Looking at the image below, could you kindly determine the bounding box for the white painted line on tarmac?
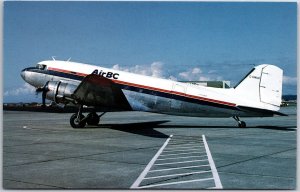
[144,170,211,180]
[165,144,203,149]
[149,164,210,173]
[202,135,223,189]
[154,159,207,166]
[157,154,207,161]
[164,145,204,150]
[131,135,222,189]
[159,151,206,157]
[130,135,173,189]
[168,142,201,145]
[137,178,214,189]
[22,126,32,129]
[162,148,205,153]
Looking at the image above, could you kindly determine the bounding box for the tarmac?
[2,106,297,189]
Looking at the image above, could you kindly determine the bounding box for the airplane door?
[170,83,186,109]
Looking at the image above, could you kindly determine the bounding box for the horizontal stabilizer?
[237,106,288,116]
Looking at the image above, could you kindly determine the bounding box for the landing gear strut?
[70,105,86,128]
[233,116,246,128]
[70,105,102,128]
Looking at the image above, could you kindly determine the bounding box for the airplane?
[20,59,287,128]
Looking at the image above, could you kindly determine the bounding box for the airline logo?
[92,69,119,79]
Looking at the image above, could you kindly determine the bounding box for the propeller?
[36,82,49,108]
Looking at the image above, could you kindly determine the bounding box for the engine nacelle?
[45,81,77,104]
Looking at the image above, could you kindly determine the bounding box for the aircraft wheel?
[70,114,86,128]
[238,121,246,128]
[86,112,100,126]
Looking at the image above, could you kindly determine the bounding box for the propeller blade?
[35,82,49,108]
[42,91,46,108]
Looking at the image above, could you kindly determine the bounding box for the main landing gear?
[70,105,103,128]
[233,116,246,128]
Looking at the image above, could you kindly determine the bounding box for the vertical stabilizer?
[235,64,283,108]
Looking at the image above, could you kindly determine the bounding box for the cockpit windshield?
[36,64,47,70]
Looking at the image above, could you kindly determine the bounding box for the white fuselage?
[21,60,282,117]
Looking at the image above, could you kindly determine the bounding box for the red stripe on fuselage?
[47,67,236,107]
[113,79,236,107]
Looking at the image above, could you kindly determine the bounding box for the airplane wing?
[71,74,132,110]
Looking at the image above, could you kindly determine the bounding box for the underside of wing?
[72,74,132,110]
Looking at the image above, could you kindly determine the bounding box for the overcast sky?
[3,1,297,103]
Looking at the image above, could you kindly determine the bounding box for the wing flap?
[72,74,131,110]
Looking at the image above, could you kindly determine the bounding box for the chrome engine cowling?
[45,81,77,104]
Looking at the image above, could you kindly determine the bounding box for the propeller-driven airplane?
[21,59,286,128]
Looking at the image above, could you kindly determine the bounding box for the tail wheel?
[86,112,100,126]
[238,121,246,128]
[70,114,86,128]
[233,116,247,128]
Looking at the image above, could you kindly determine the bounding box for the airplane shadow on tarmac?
[252,125,296,131]
[95,120,170,138]
[86,121,296,138]
[154,124,296,131]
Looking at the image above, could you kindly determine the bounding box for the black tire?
[70,114,86,128]
[238,121,246,128]
[86,112,100,125]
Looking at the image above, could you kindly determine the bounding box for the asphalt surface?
[2,106,297,189]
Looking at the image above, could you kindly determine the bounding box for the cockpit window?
[36,64,47,70]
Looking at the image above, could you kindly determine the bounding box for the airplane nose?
[20,69,26,80]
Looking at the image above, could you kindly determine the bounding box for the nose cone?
[20,69,26,81]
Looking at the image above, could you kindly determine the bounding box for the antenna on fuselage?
[67,57,71,61]
[52,56,56,61]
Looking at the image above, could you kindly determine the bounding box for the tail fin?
[234,64,283,108]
